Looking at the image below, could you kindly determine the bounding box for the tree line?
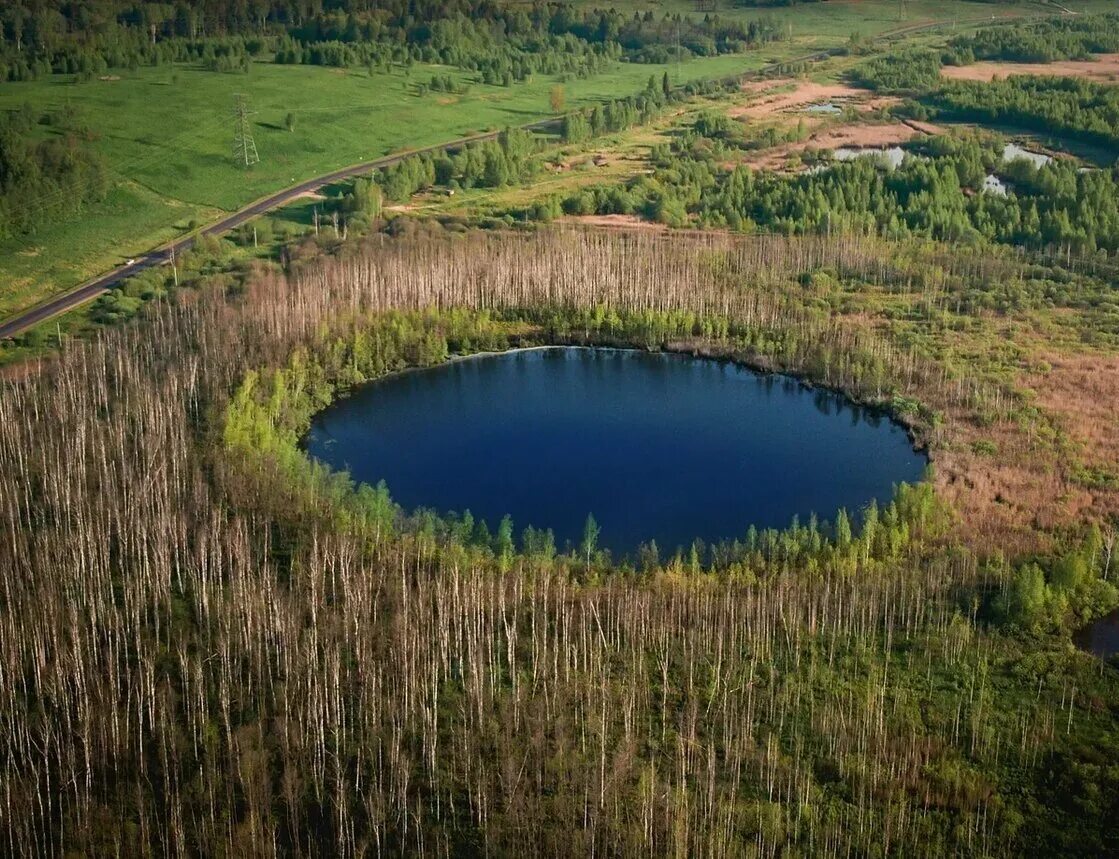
[558,111,1119,255]
[1,0,785,83]
[944,12,1119,65]
[375,127,539,201]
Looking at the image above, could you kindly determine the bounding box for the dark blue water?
[305,348,926,556]
[1075,608,1119,660]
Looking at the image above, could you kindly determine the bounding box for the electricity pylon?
[231,93,260,168]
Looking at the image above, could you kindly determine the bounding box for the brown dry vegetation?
[940,53,1119,83]
[1027,352,1119,514]
[726,121,939,172]
[730,79,899,121]
[565,213,668,231]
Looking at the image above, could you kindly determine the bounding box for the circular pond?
[305,347,926,556]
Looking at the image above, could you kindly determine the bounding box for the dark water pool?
[305,347,926,556]
[1074,608,1119,660]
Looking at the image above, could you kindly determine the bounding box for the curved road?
[0,13,1035,340]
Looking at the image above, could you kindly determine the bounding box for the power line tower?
[231,93,260,168]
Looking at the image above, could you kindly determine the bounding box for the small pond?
[1003,142,1052,168]
[804,102,843,115]
[305,348,927,557]
[1074,608,1119,660]
[833,146,907,170]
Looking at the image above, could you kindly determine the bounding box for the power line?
[231,92,259,168]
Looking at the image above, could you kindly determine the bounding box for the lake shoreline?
[328,340,932,459]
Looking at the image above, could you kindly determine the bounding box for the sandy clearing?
[729,79,898,120]
[288,189,328,203]
[941,53,1119,83]
[726,120,939,172]
[738,78,784,95]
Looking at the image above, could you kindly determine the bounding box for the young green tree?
[580,513,600,570]
[496,515,515,571]
[549,84,566,114]
[835,509,853,549]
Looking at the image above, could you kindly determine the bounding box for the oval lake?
[305,347,927,557]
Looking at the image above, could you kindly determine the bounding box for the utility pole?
[675,20,681,84]
[231,93,260,168]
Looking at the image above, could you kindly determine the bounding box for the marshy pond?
[305,348,927,556]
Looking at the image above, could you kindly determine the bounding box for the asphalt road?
[0,123,558,339]
[0,15,1021,340]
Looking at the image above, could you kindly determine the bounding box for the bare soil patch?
[727,120,939,172]
[941,54,1119,84]
[729,79,898,120]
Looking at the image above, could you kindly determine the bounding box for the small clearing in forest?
[940,54,1119,83]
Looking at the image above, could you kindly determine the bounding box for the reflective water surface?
[306,348,927,556]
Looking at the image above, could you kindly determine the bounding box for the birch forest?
[1,231,1117,856]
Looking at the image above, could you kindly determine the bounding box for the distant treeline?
[560,118,1119,254]
[853,13,1119,93]
[273,29,618,85]
[0,106,108,238]
[0,1,784,83]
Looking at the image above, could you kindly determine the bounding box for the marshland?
[2,4,1119,857]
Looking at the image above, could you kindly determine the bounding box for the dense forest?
[934,76,1119,151]
[2,231,1117,855]
[855,13,1119,92]
[0,0,783,81]
[557,119,1119,254]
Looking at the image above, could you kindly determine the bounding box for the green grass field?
[1,0,1112,320]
